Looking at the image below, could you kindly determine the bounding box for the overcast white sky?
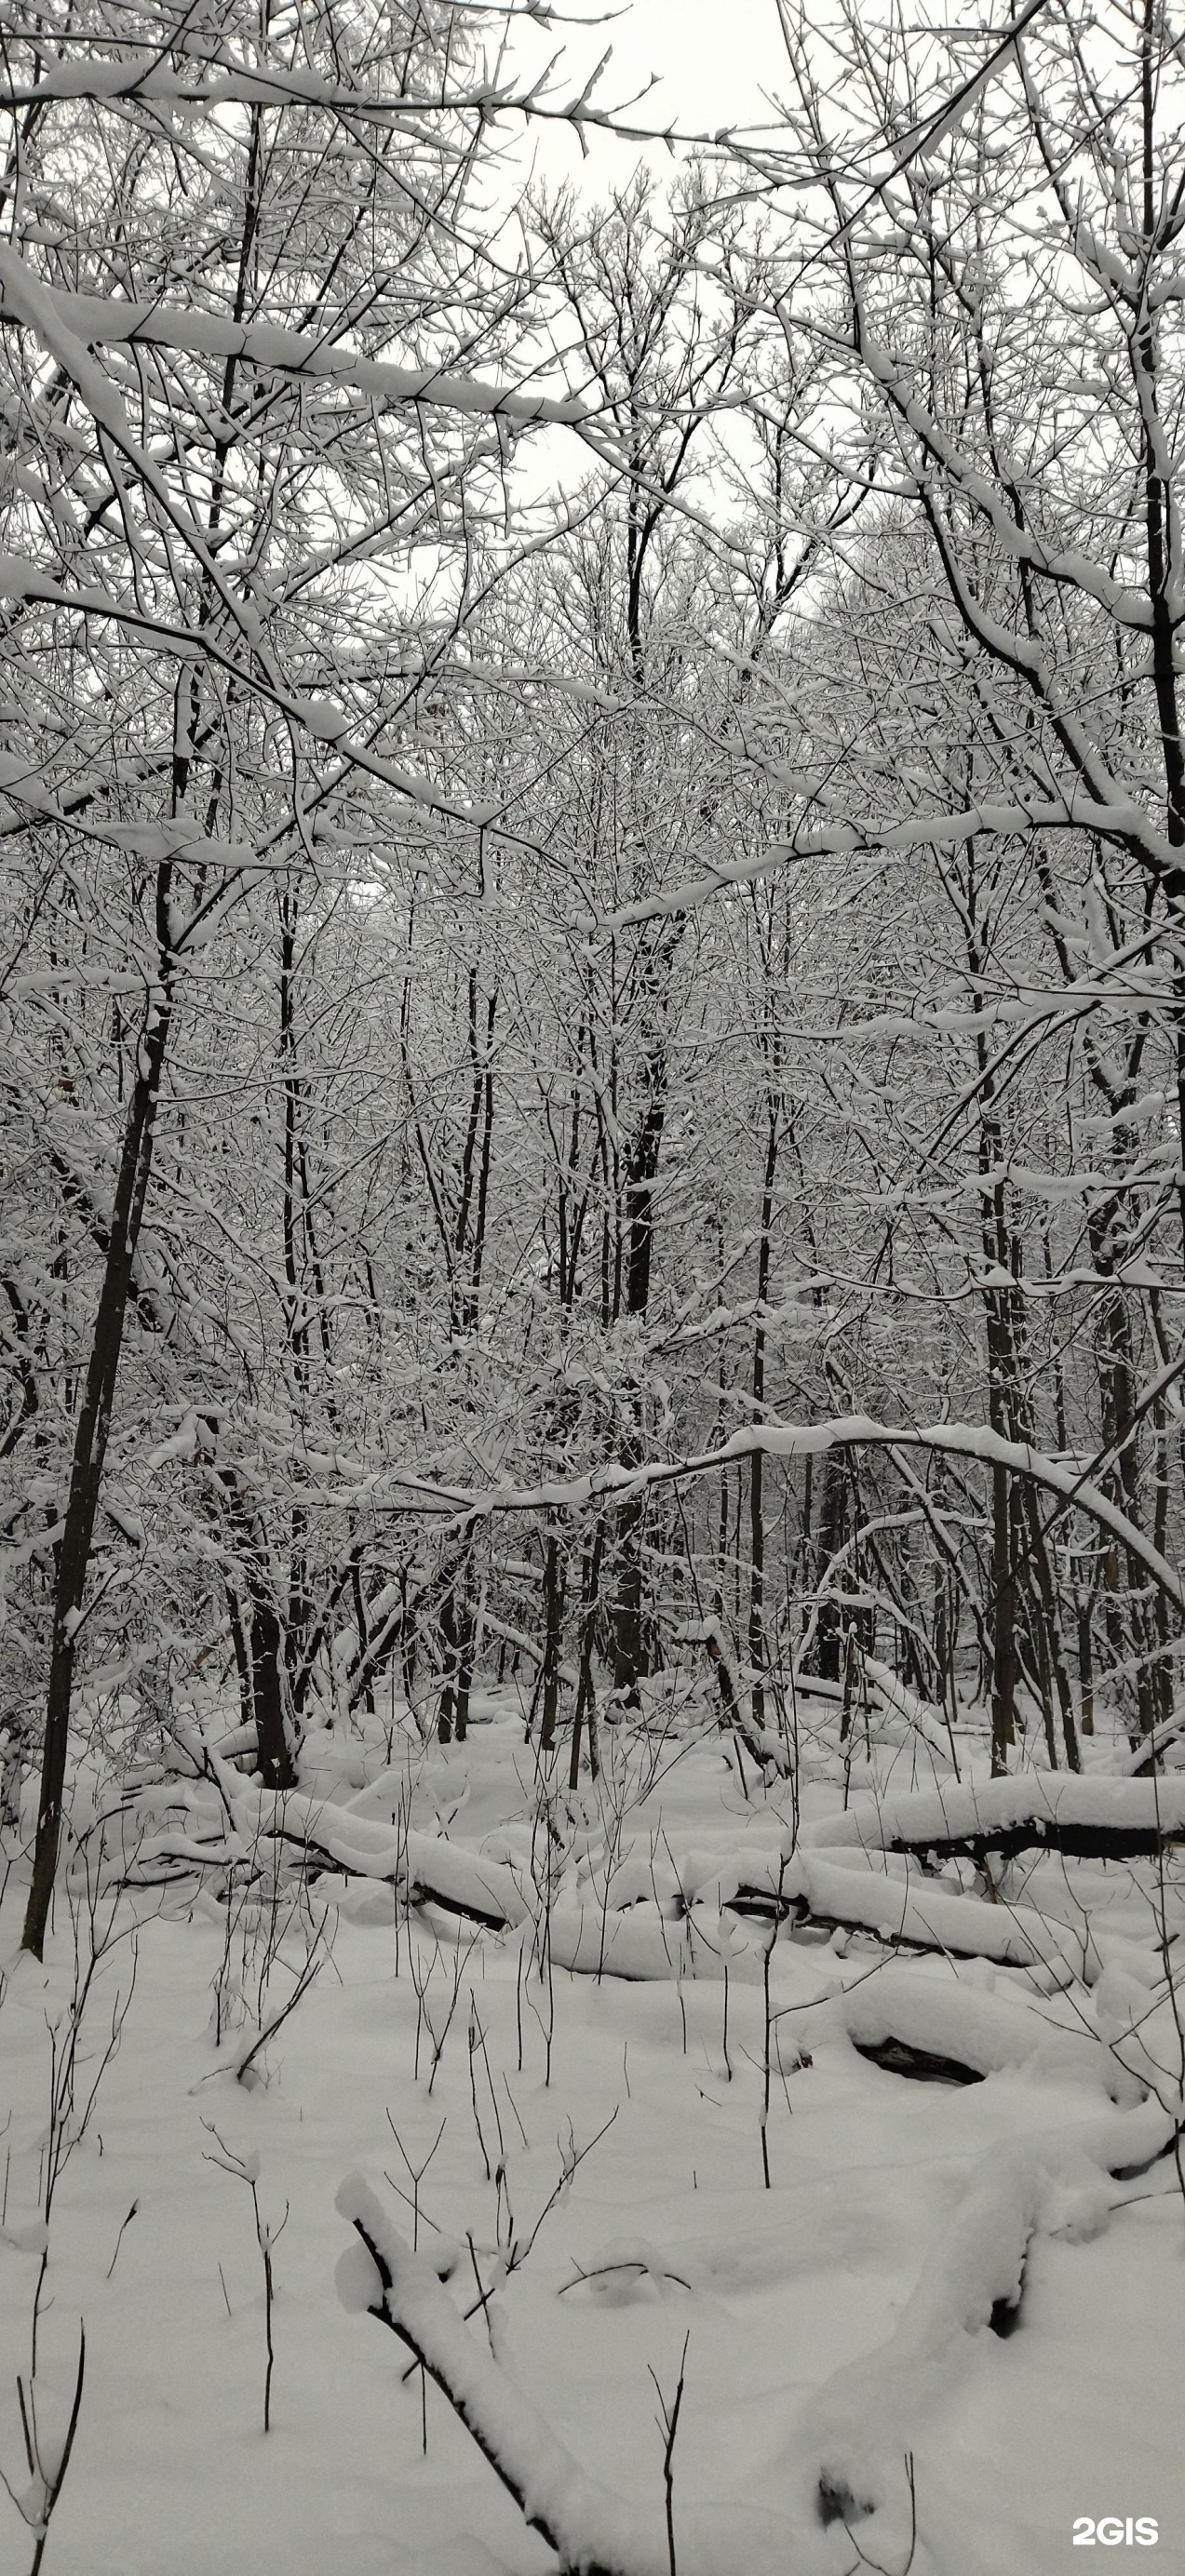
[570,0,788,130]
[506,0,792,192]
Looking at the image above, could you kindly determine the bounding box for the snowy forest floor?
[2,1688,1184,2576]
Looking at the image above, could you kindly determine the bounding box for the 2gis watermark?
[1072,2521,1159,2547]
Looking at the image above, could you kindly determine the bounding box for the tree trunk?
[1021,1483,1080,1772]
[990,1463,1017,1778]
[247,1591,293,1792]
[437,1585,458,1746]
[813,1460,848,1683]
[1077,1582,1096,1737]
[23,885,175,1957]
[538,1531,564,1755]
[569,1524,604,1788]
[610,1469,647,1708]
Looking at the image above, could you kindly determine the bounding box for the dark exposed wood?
[882,1819,1185,1865]
[851,2035,983,2086]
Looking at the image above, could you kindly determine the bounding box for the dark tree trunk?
[1077,1582,1096,1737]
[747,1087,780,1735]
[23,878,176,1957]
[228,1587,252,1728]
[248,1592,293,1792]
[569,1523,604,1788]
[350,1553,376,1716]
[437,1586,459,1746]
[990,1463,1017,1777]
[813,1461,848,1683]
[1021,1483,1080,1771]
[538,1532,564,1755]
[209,1452,297,1793]
[610,1476,647,1707]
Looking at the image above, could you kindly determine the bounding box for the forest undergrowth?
[1,1669,1182,2576]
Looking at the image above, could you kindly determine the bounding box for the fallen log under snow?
[827,1962,1144,2102]
[786,2092,1179,2564]
[336,2172,793,2576]
[725,1845,1099,1977]
[336,2078,1181,2576]
[799,1772,1185,1866]
[110,1733,1176,1993]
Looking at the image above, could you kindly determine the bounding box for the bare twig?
[649,2333,691,2576]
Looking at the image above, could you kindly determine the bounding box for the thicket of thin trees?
[5,0,1185,1951]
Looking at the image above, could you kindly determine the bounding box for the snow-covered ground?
[2,1689,1183,2576]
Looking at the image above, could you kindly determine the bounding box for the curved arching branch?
[360,1413,1185,1618]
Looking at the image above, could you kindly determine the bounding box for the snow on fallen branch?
[799,1772,1185,1865]
[669,1827,1102,1976]
[765,1849,1094,1978]
[826,1962,1144,2101]
[133,1731,533,1930]
[338,2085,1181,2575]
[121,1729,1178,1996]
[1112,1711,1185,1777]
[859,1654,951,1755]
[334,2173,801,2576]
[114,1735,1115,1983]
[529,1900,761,1985]
[787,2092,1179,2563]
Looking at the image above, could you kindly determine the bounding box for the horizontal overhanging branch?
[321,1415,1185,1617]
[0,60,685,154]
[0,63,553,114]
[0,266,587,423]
[575,803,1175,933]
